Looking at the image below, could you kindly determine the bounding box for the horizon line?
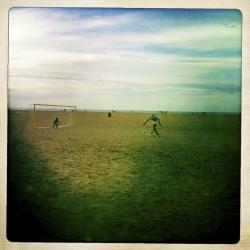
[8,107,241,114]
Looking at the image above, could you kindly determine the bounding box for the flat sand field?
[7,111,241,243]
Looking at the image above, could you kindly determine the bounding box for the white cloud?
[8,8,242,112]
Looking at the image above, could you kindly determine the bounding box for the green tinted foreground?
[7,111,240,243]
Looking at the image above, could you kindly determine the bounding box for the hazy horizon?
[8,107,240,114]
[8,8,242,112]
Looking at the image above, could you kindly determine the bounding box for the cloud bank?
[8,8,242,112]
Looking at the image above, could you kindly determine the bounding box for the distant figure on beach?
[143,114,162,137]
[108,112,112,117]
[53,117,60,129]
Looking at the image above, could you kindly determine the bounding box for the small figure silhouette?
[53,117,60,129]
[143,114,162,137]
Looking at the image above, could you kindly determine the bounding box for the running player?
[143,114,162,137]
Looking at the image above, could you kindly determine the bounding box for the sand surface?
[7,111,241,243]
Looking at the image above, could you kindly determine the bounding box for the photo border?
[1,0,250,249]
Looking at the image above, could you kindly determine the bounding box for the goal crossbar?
[33,104,76,109]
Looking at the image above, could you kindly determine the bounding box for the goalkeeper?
[53,117,60,129]
[143,114,162,137]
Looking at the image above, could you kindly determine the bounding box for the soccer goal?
[31,104,77,129]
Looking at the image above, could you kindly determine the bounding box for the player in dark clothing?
[143,114,162,137]
[53,117,60,129]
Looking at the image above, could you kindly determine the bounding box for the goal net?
[31,104,77,129]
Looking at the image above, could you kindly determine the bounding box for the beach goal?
[31,104,77,129]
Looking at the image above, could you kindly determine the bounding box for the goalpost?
[31,104,77,129]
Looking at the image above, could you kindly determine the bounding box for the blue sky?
[8,8,242,112]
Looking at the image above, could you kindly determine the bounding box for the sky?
[8,8,242,112]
